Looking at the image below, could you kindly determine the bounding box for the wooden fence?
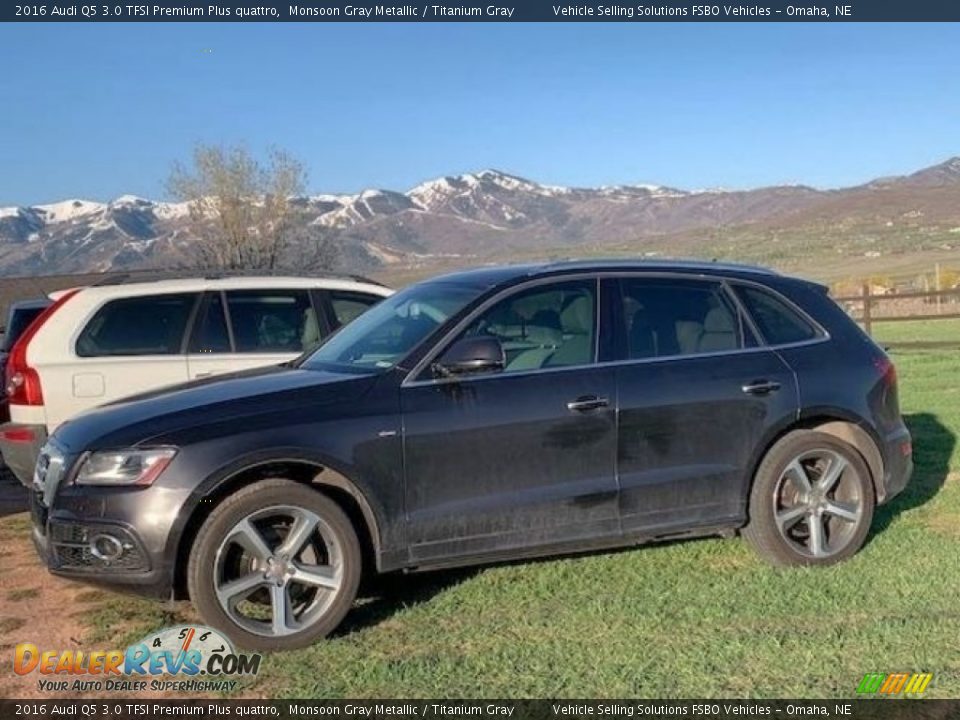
[834,283,960,349]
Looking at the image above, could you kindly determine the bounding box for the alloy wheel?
[772,448,866,559]
[213,505,344,637]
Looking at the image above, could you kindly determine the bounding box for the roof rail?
[89,268,387,287]
[538,257,777,276]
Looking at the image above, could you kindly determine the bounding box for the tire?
[187,478,362,651]
[742,430,875,567]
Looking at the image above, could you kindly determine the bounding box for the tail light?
[874,356,897,388]
[5,288,80,406]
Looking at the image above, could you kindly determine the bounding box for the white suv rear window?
[76,293,196,357]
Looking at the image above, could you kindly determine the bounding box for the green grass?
[82,594,197,648]
[54,346,960,697]
[872,317,960,346]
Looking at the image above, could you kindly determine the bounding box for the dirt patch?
[0,512,109,697]
[0,469,217,700]
[0,617,26,634]
[703,553,754,572]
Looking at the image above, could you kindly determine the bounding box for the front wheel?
[187,478,362,651]
[743,430,875,567]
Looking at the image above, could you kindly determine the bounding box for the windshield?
[301,281,481,372]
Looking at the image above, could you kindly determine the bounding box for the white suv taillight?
[4,288,80,406]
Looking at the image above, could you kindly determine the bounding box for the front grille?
[49,522,89,543]
[53,544,149,572]
[48,521,150,573]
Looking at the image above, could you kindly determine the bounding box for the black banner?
[0,700,954,720]
[6,0,960,23]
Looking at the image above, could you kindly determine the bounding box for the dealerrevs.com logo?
[14,625,261,693]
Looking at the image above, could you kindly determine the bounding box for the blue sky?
[1,23,958,205]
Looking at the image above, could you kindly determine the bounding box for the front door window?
[455,279,597,373]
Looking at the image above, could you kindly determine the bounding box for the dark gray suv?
[29,260,912,650]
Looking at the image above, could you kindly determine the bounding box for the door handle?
[194,371,214,379]
[567,395,610,412]
[742,380,781,396]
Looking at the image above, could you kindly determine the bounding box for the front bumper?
[30,481,188,600]
[0,422,47,486]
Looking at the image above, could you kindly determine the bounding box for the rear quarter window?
[328,291,384,329]
[735,284,819,345]
[76,293,196,357]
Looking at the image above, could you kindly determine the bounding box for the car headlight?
[74,448,177,486]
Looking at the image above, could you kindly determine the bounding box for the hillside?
[2,159,960,280]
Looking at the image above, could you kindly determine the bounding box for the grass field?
[871,317,960,346]
[2,346,957,699]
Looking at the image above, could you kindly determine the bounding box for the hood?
[52,364,378,453]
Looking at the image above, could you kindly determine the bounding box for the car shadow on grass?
[333,568,480,637]
[868,411,955,541]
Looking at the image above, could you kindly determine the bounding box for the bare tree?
[289,222,341,273]
[168,144,339,271]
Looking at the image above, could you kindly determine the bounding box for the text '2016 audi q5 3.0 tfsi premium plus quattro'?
[29,260,912,650]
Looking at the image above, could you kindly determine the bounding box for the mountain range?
[2,158,960,278]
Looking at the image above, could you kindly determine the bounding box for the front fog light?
[89,533,126,562]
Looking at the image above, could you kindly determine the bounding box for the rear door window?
[735,285,818,345]
[225,290,318,353]
[76,293,197,357]
[618,278,749,360]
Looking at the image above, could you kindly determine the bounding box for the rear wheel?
[187,478,362,651]
[743,430,875,567]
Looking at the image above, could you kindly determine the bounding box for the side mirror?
[433,336,505,377]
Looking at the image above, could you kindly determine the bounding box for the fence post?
[862,283,873,336]
[936,262,942,315]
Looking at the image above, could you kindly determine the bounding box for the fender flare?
[167,447,386,580]
[745,407,887,508]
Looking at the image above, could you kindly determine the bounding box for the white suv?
[0,274,391,484]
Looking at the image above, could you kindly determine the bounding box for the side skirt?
[402,518,743,574]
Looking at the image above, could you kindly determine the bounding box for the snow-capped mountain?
[2,160,960,277]
[309,189,420,228]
